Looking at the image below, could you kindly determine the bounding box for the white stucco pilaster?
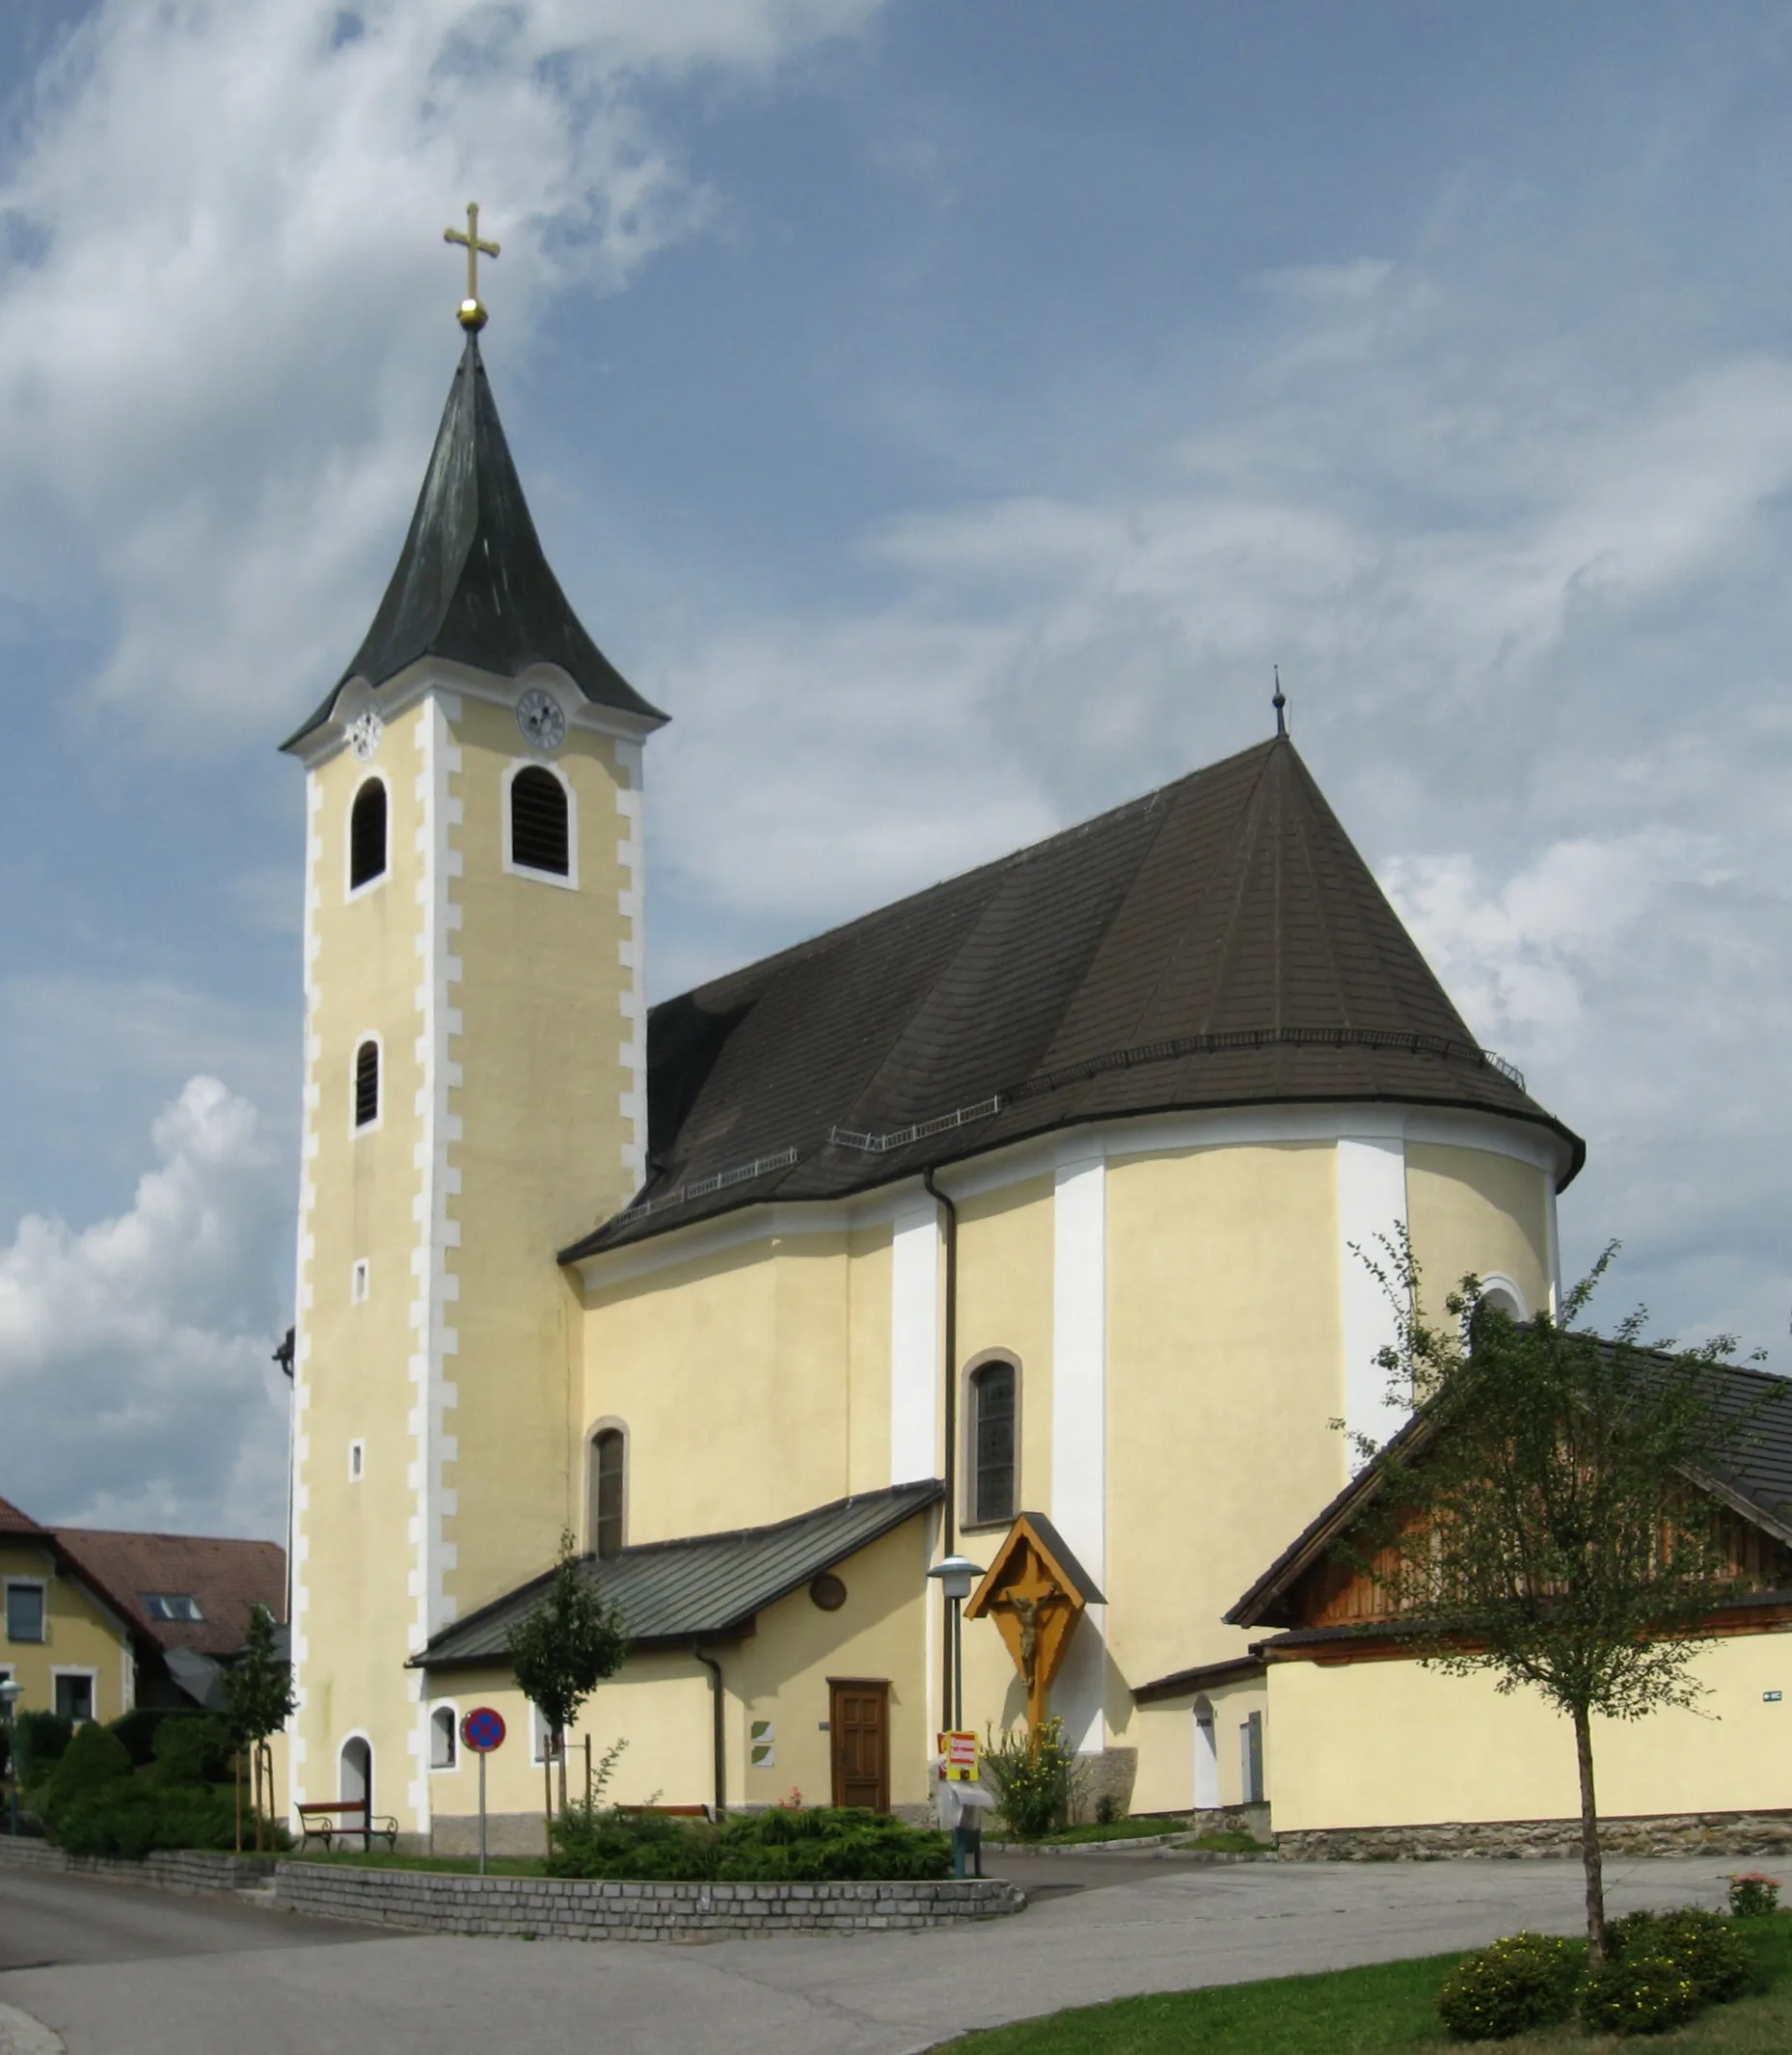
[889,1192,940,1485]
[1337,1128,1410,1464]
[1051,1149,1107,1754]
[615,739,647,1191]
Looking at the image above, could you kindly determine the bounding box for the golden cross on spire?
[444,202,501,333]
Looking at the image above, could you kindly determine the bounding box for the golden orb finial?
[445,203,500,331]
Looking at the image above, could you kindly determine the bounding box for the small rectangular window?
[5,1583,45,1644]
[351,1258,369,1305]
[55,1673,94,1723]
[349,1440,366,1482]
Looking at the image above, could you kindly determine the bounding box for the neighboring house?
[0,1494,285,1724]
[1216,1359,1792,1852]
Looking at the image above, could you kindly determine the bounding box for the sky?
[3,1,1792,1538]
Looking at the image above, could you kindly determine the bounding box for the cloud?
[0,0,883,746]
[0,1076,293,1536]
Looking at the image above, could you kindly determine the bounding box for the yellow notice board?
[940,1730,980,1782]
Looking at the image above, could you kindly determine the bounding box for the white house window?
[54,1671,95,1723]
[430,1706,458,1770]
[5,1582,45,1644]
[140,1594,204,1623]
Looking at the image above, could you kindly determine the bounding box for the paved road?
[0,1852,1743,2055]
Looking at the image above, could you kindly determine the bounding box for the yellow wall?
[0,1539,133,1725]
[1268,1636,1792,1828]
[1406,1143,1552,1320]
[955,1176,1055,1543]
[1129,1676,1269,1816]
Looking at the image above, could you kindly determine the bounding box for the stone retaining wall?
[0,1838,274,1894]
[272,1862,1025,1938]
[1277,1810,1792,1861]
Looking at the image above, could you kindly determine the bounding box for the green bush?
[1437,1931,1581,2041]
[981,1717,1081,1838]
[12,1710,72,1788]
[109,1707,180,1768]
[1609,1906,1752,2006]
[1727,1872,1781,1918]
[548,1804,951,1882]
[54,1783,240,1859]
[1579,1954,1704,2037]
[41,1721,132,1828]
[150,1714,234,1786]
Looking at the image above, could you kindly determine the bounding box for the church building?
[283,293,1598,1851]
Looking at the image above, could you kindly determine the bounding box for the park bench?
[295,1799,399,1852]
[617,1803,710,1819]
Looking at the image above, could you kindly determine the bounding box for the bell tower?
[281,253,666,1835]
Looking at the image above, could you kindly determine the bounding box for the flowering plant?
[1726,1872,1780,1917]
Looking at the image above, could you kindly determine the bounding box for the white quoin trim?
[889,1193,940,1486]
[288,772,325,1798]
[615,740,647,1189]
[1338,1130,1411,1466]
[1051,1149,1108,1754]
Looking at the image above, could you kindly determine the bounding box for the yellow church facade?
[283,315,1792,1856]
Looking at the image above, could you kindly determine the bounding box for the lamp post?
[0,1679,19,1838]
[927,1555,985,1879]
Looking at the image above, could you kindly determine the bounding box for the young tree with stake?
[1352,1236,1780,1960]
[506,1529,628,1822]
[224,1602,297,1852]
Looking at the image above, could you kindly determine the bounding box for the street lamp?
[926,1555,985,1732]
[0,1679,20,1838]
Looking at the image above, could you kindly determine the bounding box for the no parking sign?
[458,1705,506,1872]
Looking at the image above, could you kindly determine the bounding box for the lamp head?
[927,1554,986,1604]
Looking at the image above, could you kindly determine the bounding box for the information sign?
[461,1707,506,1753]
[941,1729,980,1782]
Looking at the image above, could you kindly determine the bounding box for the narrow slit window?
[510,767,570,877]
[590,1429,625,1560]
[349,779,388,890]
[354,1041,379,1128]
[968,1361,1018,1527]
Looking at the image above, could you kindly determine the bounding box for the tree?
[223,1602,297,1852]
[506,1529,628,1819]
[1353,1236,1781,1960]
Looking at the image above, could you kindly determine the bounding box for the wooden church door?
[828,1679,890,1811]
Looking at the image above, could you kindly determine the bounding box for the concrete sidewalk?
[0,1852,1742,2055]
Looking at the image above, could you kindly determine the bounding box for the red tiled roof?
[0,1496,47,1535]
[48,1529,286,1659]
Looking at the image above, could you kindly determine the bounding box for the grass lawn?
[287,1849,546,1877]
[942,1914,1792,2053]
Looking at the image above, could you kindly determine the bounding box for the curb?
[0,2003,64,2055]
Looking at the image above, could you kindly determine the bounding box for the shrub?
[1608,1906,1751,2006]
[1094,1793,1121,1826]
[12,1711,72,1789]
[982,1717,1082,1838]
[548,1804,951,1882]
[1438,1931,1581,2041]
[1728,1872,1781,1918]
[151,1714,234,1787]
[109,1707,187,1768]
[41,1721,132,1829]
[1579,1955,1704,2037]
[55,1783,238,1859]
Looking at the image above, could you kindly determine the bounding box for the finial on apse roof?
[444,202,501,333]
[1272,666,1288,739]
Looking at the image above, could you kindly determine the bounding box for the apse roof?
[282,336,665,753]
[412,1478,942,1668]
[563,734,1583,1260]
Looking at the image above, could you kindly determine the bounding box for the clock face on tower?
[515,688,566,754]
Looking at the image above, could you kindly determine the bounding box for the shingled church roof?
[283,336,665,753]
[564,734,1583,1260]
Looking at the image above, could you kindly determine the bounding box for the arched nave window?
[966,1359,1018,1528]
[353,1040,380,1129]
[510,765,571,878]
[589,1427,626,1561]
[349,777,388,891]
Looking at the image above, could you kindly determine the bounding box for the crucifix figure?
[444,203,501,332]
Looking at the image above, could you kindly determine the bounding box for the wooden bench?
[295,1799,399,1852]
[617,1803,710,1817]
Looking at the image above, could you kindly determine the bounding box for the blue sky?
[4,1,1792,1535]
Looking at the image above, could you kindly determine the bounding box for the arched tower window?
[510,766,570,877]
[349,778,388,890]
[966,1360,1018,1527]
[589,1427,625,1560]
[353,1040,380,1129]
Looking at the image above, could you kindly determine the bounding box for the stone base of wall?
[1072,1747,1139,1824]
[1277,1810,1792,1862]
[430,1811,549,1859]
[0,1838,275,1895]
[1193,1803,1273,1842]
[272,1862,1025,1938]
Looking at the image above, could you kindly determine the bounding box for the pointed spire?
[284,337,665,752]
[1272,665,1288,739]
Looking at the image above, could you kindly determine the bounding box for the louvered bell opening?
[511,767,569,876]
[354,1041,380,1128]
[349,779,387,889]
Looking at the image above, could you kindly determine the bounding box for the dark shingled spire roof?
[563,735,1584,1259]
[283,335,665,751]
